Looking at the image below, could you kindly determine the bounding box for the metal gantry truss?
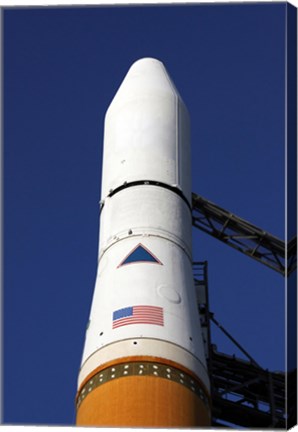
[194,261,296,429]
[191,193,296,427]
[192,193,297,276]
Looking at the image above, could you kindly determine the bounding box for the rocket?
[75,58,211,427]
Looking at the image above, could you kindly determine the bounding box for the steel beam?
[192,193,296,276]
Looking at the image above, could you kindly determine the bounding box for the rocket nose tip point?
[133,56,163,65]
[130,57,165,71]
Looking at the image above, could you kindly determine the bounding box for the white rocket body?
[76,58,210,427]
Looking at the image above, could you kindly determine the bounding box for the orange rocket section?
[76,356,211,427]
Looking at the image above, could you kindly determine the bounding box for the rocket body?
[76,58,211,427]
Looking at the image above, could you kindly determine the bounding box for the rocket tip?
[105,57,186,118]
[131,57,163,66]
[128,57,165,74]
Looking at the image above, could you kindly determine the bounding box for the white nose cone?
[101,57,191,202]
[107,57,181,107]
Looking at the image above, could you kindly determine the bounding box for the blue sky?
[3,3,288,425]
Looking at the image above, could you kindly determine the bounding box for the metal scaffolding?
[191,194,297,427]
[192,193,296,276]
[194,261,296,429]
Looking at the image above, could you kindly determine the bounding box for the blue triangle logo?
[118,244,163,267]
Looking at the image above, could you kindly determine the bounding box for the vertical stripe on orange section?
[76,375,210,427]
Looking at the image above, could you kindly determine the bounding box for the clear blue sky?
[4,3,287,425]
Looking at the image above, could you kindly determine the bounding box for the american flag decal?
[112,305,164,329]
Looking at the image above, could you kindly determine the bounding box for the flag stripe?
[113,320,164,328]
[113,316,163,321]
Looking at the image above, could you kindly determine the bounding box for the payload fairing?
[76,58,211,427]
